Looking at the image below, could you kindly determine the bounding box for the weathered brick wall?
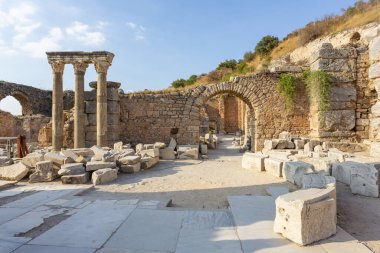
[120,92,200,145]
[224,95,240,133]
[355,46,377,141]
[204,97,221,132]
[0,110,50,142]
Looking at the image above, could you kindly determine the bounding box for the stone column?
[50,61,65,151]
[94,60,110,147]
[73,62,88,148]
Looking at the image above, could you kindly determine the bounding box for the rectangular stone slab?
[103,209,183,252]
[264,157,285,177]
[29,200,136,248]
[242,152,268,172]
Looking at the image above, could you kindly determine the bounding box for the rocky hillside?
[168,0,380,90]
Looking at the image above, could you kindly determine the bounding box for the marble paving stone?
[0,206,69,243]
[0,239,22,253]
[318,227,373,253]
[227,196,275,229]
[45,198,91,208]
[137,200,160,209]
[181,211,234,230]
[29,200,136,248]
[265,187,289,199]
[96,248,170,253]
[0,207,29,225]
[3,186,86,209]
[175,228,242,253]
[0,185,38,198]
[103,209,183,252]
[12,245,96,253]
[115,199,139,205]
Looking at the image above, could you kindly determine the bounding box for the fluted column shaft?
[95,61,110,147]
[51,62,65,151]
[73,62,88,148]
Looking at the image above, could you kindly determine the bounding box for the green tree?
[186,75,197,86]
[217,59,238,70]
[254,35,279,56]
[243,51,255,62]
[171,79,187,88]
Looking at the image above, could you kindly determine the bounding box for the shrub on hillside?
[254,35,279,56]
[171,79,187,88]
[243,51,255,62]
[217,59,238,70]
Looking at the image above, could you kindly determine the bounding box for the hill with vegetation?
[168,0,380,90]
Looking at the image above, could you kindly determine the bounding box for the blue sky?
[0,0,357,114]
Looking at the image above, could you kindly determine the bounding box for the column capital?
[94,60,110,73]
[50,61,65,74]
[73,61,89,74]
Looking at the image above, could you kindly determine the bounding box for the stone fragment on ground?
[177,145,199,159]
[138,148,159,158]
[159,148,176,160]
[283,161,315,187]
[92,168,118,185]
[331,161,360,185]
[154,142,166,149]
[141,156,159,170]
[264,157,285,177]
[328,148,349,162]
[274,187,337,245]
[350,163,380,197]
[44,152,73,166]
[86,161,117,171]
[120,163,141,173]
[0,162,29,181]
[21,152,44,168]
[200,144,208,155]
[58,163,86,176]
[118,155,141,165]
[61,173,90,184]
[242,152,268,171]
[29,161,58,183]
[302,173,336,189]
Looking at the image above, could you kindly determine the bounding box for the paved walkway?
[0,135,373,253]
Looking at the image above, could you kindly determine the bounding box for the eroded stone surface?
[29,161,58,183]
[92,168,118,185]
[86,161,117,172]
[242,152,268,172]
[0,162,29,181]
[274,187,337,245]
[283,161,315,187]
[264,157,285,177]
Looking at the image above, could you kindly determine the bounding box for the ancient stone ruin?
[0,22,379,253]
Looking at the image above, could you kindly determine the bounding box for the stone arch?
[0,90,32,116]
[189,72,310,151]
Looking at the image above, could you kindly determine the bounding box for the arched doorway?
[0,91,32,116]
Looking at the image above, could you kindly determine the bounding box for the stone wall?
[120,91,199,145]
[223,95,240,133]
[0,110,50,143]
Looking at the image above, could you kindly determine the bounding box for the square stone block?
[350,163,380,197]
[264,157,285,177]
[283,161,315,187]
[159,148,176,160]
[120,163,141,174]
[274,187,337,246]
[242,152,268,172]
[331,161,362,185]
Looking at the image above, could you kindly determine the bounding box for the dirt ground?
[82,135,380,252]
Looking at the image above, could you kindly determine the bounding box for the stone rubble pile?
[242,131,380,245]
[242,131,380,198]
[0,137,207,185]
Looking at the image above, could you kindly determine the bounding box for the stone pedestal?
[86,81,121,147]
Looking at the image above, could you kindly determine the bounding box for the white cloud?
[66,21,106,46]
[126,21,146,41]
[0,2,108,58]
[20,27,63,58]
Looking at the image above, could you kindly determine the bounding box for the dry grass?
[184,1,380,89]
